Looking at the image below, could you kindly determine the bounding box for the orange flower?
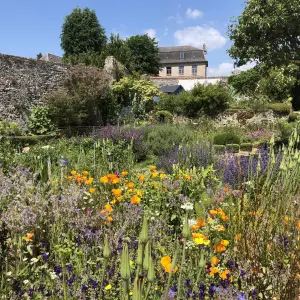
[216,225,225,231]
[213,244,227,253]
[82,171,89,176]
[209,267,219,277]
[68,176,73,180]
[71,170,77,176]
[112,177,120,184]
[220,269,231,280]
[220,240,230,246]
[209,210,218,215]
[149,165,157,171]
[107,216,113,222]
[82,176,87,182]
[164,264,179,273]
[135,189,143,197]
[24,232,34,242]
[131,195,141,205]
[183,174,191,180]
[86,178,94,185]
[100,176,109,184]
[139,174,145,182]
[76,178,82,184]
[112,189,122,197]
[152,172,159,178]
[297,220,300,231]
[89,188,96,193]
[211,256,220,266]
[235,233,241,241]
[160,256,171,267]
[283,216,290,223]
[196,219,206,227]
[122,171,128,176]
[128,182,135,188]
[223,186,229,192]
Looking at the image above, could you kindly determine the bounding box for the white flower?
[6,272,12,276]
[50,271,58,280]
[188,219,197,226]
[181,202,194,210]
[30,258,39,263]
[23,280,29,285]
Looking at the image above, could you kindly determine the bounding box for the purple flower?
[42,253,48,262]
[237,292,247,300]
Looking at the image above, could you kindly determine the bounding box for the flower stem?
[177,238,187,299]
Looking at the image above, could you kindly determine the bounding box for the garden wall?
[0,54,118,125]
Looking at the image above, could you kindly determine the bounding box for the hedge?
[226,144,240,153]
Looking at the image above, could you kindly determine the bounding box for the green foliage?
[213,132,240,145]
[213,144,225,154]
[27,106,56,135]
[36,53,42,60]
[61,8,107,57]
[288,112,300,122]
[145,124,192,156]
[266,102,291,115]
[226,144,240,153]
[228,0,300,67]
[0,120,21,136]
[47,66,116,127]
[126,35,161,75]
[240,142,253,152]
[155,111,173,124]
[276,120,300,143]
[228,68,260,95]
[62,51,106,68]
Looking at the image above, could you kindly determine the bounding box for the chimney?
[203,43,207,55]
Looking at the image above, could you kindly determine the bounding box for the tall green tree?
[126,35,161,75]
[228,0,300,68]
[61,7,107,56]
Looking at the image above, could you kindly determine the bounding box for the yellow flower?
[107,216,113,222]
[112,189,122,197]
[100,176,109,184]
[86,178,94,185]
[82,176,87,182]
[183,174,191,180]
[130,195,141,205]
[82,171,89,176]
[283,216,290,223]
[71,170,77,176]
[112,177,120,184]
[127,182,135,188]
[149,165,157,171]
[160,256,171,267]
[135,189,143,197]
[220,240,230,246]
[104,204,113,213]
[122,171,128,176]
[211,256,220,266]
[89,188,96,193]
[220,270,231,280]
[127,189,133,194]
[235,233,241,241]
[160,173,166,179]
[51,180,57,185]
[139,174,145,182]
[68,176,73,181]
[24,232,34,242]
[192,233,210,245]
[104,284,112,290]
[152,172,159,178]
[209,210,218,215]
[209,267,219,277]
[216,225,225,231]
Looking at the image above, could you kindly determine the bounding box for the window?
[179,66,184,75]
[166,66,172,76]
[192,65,198,75]
[180,52,185,59]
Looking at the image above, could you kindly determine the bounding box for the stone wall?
[151,76,228,91]
[0,54,119,125]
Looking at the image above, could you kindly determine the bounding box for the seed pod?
[199,251,205,268]
[143,242,150,271]
[139,215,149,244]
[120,244,131,280]
[103,235,110,259]
[182,215,190,238]
[147,254,155,282]
[136,242,143,266]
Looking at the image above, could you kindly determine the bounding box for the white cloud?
[144,28,156,39]
[186,8,203,19]
[163,28,169,37]
[174,26,226,50]
[168,13,183,24]
[208,61,256,76]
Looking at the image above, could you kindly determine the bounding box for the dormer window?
[180,52,185,59]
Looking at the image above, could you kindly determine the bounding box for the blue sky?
[0,0,254,76]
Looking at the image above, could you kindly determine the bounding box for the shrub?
[266,102,291,115]
[0,120,21,136]
[226,144,240,153]
[213,145,226,154]
[155,110,173,124]
[288,112,300,122]
[145,124,192,156]
[27,106,56,135]
[240,142,253,152]
[213,132,241,145]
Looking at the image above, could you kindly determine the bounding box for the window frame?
[180,52,185,59]
[166,66,172,76]
[179,66,184,75]
[192,65,198,75]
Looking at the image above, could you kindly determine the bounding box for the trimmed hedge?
[3,134,57,146]
[213,145,226,154]
[213,132,241,146]
[267,102,291,115]
[155,110,173,124]
[240,143,253,152]
[226,144,240,153]
[288,112,300,123]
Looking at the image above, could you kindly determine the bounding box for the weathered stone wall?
[0,54,69,125]
[0,54,119,125]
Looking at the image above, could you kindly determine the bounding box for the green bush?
[275,120,300,144]
[213,145,226,154]
[155,111,173,124]
[288,112,300,122]
[240,142,253,152]
[226,144,240,153]
[27,106,56,135]
[145,124,192,156]
[266,102,291,115]
[0,120,21,136]
[213,132,241,146]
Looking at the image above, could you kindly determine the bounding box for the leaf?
[170,214,177,221]
[27,245,33,256]
[195,202,205,219]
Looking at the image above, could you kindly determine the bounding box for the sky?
[0,0,255,76]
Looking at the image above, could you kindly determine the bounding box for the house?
[158,45,208,78]
[159,84,185,95]
[39,53,62,63]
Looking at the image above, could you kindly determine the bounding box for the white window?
[166,66,172,76]
[179,66,184,75]
[192,65,198,75]
[180,52,185,59]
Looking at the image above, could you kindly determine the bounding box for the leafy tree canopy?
[126,35,161,75]
[61,7,107,56]
[228,0,300,68]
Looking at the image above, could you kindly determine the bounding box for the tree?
[61,7,107,57]
[126,35,161,75]
[228,0,300,68]
[36,53,43,60]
